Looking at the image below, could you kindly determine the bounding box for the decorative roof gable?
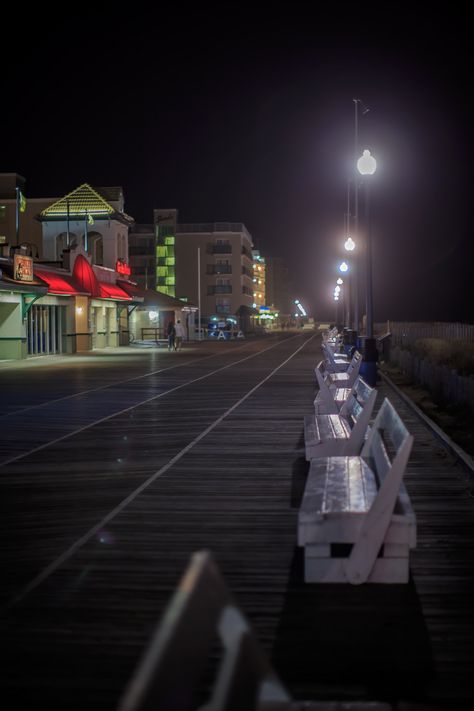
[40,183,114,220]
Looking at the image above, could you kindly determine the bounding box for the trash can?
[343,329,357,357]
[358,336,378,387]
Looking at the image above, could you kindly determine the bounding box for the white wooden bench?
[314,373,373,416]
[299,398,416,584]
[117,550,291,711]
[322,326,338,344]
[323,350,362,389]
[322,342,351,372]
[304,376,377,460]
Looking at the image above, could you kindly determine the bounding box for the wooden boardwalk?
[0,333,473,709]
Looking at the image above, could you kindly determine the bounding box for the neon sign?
[116,260,131,276]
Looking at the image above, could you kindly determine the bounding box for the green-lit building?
[129,209,256,326]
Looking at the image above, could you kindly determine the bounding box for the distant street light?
[344,236,355,251]
[339,261,349,273]
[336,277,343,285]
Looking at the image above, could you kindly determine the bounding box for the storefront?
[117,280,194,342]
[0,255,48,359]
[33,266,90,355]
[72,255,131,350]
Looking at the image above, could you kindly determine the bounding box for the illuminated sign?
[116,260,131,276]
[14,254,33,282]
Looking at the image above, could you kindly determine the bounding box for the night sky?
[3,7,473,322]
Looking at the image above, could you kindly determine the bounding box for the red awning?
[98,282,131,300]
[72,255,130,301]
[34,267,88,296]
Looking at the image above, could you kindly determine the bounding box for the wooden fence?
[389,345,474,412]
[374,321,474,347]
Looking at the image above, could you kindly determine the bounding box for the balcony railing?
[177,222,252,240]
[210,244,232,254]
[207,264,232,274]
[208,285,232,295]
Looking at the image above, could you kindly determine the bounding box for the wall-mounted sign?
[116,260,131,276]
[14,254,33,282]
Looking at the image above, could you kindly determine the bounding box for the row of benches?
[117,328,418,709]
[300,333,417,584]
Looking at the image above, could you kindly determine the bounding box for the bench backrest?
[337,377,377,449]
[322,327,338,343]
[118,551,290,711]
[314,360,337,411]
[339,377,376,425]
[322,340,345,363]
[323,345,361,374]
[361,397,411,484]
[345,398,414,583]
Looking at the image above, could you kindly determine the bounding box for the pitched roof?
[39,183,114,220]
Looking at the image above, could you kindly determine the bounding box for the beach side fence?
[374,321,474,347]
[389,345,474,412]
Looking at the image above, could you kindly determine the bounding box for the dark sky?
[3,6,473,322]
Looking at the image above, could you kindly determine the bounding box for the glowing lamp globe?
[357,149,377,175]
[344,236,355,251]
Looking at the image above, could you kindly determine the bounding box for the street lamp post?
[357,148,377,385]
[344,236,354,332]
[357,149,376,336]
[353,98,370,333]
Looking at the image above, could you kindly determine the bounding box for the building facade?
[265,256,291,316]
[139,210,256,324]
[0,173,57,258]
[128,224,155,290]
[174,222,254,321]
[252,249,266,309]
[0,182,194,360]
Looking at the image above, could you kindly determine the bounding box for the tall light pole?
[338,262,349,329]
[357,148,377,385]
[344,236,354,331]
[357,149,377,337]
[353,98,370,334]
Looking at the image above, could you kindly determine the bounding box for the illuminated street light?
[339,261,349,273]
[336,277,343,285]
[357,148,377,338]
[357,147,377,385]
[344,236,355,251]
[357,149,377,175]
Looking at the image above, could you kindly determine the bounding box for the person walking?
[174,319,185,351]
[167,320,176,351]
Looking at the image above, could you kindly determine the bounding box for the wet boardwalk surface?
[1,333,473,709]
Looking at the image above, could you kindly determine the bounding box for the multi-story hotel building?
[130,210,255,324]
